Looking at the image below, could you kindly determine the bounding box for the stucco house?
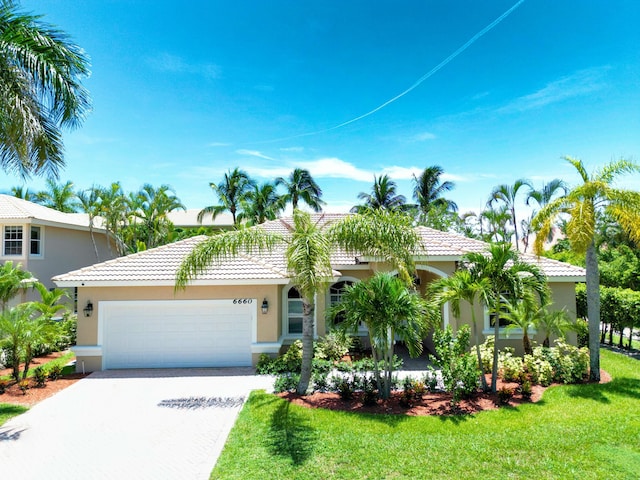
[0,194,117,306]
[52,213,586,373]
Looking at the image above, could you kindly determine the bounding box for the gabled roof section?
[414,226,585,279]
[53,235,293,286]
[0,194,105,231]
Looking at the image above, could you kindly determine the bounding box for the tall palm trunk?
[586,241,601,381]
[511,206,520,251]
[491,304,501,393]
[296,298,315,394]
[471,308,488,391]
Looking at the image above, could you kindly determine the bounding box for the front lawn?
[212,349,640,479]
[0,403,27,426]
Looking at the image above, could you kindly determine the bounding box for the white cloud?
[235,149,275,160]
[411,132,437,142]
[297,158,374,182]
[380,166,423,180]
[499,67,609,114]
[280,146,304,152]
[208,142,231,147]
[147,53,220,80]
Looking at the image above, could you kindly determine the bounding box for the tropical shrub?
[518,380,533,400]
[478,336,494,373]
[523,353,554,386]
[34,366,47,387]
[273,373,300,393]
[314,330,352,361]
[430,325,480,401]
[499,348,525,382]
[47,364,63,381]
[497,386,514,405]
[361,376,378,406]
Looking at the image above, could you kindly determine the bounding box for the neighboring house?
[0,194,117,306]
[166,209,234,230]
[53,213,586,373]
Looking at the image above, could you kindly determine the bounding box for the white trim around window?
[29,225,44,258]
[3,225,23,256]
[281,284,317,338]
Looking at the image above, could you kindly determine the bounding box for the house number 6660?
[233,298,253,304]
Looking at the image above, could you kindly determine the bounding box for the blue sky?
[10,0,640,214]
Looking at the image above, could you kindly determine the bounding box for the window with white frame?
[287,287,303,334]
[4,226,23,255]
[30,226,42,256]
[329,280,355,326]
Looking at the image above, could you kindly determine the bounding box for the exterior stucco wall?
[77,284,280,345]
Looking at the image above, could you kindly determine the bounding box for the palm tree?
[532,157,640,381]
[487,179,532,250]
[352,174,406,212]
[8,186,34,201]
[461,243,548,392]
[76,187,102,259]
[412,165,457,218]
[130,184,185,250]
[502,294,541,355]
[176,209,421,395]
[480,206,511,242]
[199,168,255,226]
[97,182,128,256]
[526,179,567,247]
[32,281,69,320]
[238,182,285,226]
[275,168,325,212]
[0,304,30,380]
[35,179,78,212]
[329,273,428,398]
[527,179,567,210]
[430,270,491,391]
[0,1,90,178]
[0,261,34,311]
[537,307,573,348]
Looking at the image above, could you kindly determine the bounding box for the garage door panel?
[102,300,253,369]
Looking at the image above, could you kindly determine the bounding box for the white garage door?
[101,299,254,369]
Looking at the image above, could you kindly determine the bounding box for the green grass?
[0,350,75,382]
[0,403,28,426]
[212,350,640,480]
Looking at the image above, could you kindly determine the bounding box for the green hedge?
[576,283,640,342]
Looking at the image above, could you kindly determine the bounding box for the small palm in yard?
[328,272,429,399]
[429,269,491,391]
[537,307,574,348]
[461,243,548,392]
[502,293,543,355]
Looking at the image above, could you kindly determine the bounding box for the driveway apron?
[0,368,274,479]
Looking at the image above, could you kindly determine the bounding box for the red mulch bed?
[0,351,89,407]
[279,370,612,416]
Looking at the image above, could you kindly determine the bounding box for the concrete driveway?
[0,368,274,479]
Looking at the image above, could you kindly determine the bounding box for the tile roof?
[53,213,585,285]
[0,194,105,230]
